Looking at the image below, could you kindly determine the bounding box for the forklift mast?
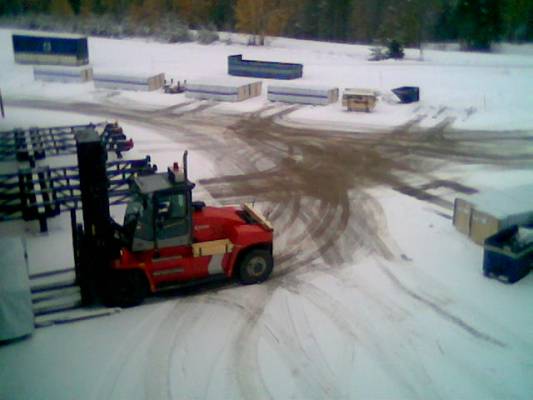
[75,130,113,303]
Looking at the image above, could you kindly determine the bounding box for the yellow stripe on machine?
[192,239,234,258]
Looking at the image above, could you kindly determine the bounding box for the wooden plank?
[470,209,501,245]
[453,198,473,235]
[243,203,274,231]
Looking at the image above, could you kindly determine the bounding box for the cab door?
[154,191,190,248]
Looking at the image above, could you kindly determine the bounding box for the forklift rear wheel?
[239,249,273,284]
[105,270,148,307]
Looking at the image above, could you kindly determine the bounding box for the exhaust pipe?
[183,150,188,181]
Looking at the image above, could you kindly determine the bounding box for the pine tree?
[235,0,294,45]
[174,0,193,22]
[455,0,503,50]
[235,0,261,43]
[49,0,75,16]
[79,0,92,16]
[101,0,119,16]
[1,0,23,15]
[504,0,533,42]
[126,0,165,28]
[210,0,235,29]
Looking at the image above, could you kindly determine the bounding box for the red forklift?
[75,129,273,307]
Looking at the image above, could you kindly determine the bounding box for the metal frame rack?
[0,157,154,230]
[0,122,150,232]
[0,122,133,165]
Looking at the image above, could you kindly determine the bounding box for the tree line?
[1,0,532,50]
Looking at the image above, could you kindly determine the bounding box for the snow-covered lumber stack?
[268,84,339,105]
[454,185,533,244]
[185,78,262,102]
[94,72,165,91]
[33,65,94,83]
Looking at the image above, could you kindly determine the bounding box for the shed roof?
[343,88,378,97]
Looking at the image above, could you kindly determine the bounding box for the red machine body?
[75,134,274,307]
[113,205,273,293]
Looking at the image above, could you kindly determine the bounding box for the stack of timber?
[12,31,89,66]
[185,78,262,102]
[453,185,533,245]
[268,84,339,105]
[94,72,165,91]
[34,65,93,83]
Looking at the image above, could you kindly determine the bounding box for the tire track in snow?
[281,277,440,400]
[202,288,345,400]
[92,302,176,400]
[144,300,206,400]
[283,291,344,398]
[377,261,506,348]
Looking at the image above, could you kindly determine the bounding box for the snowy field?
[0,29,533,400]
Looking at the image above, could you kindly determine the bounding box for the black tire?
[103,270,148,307]
[238,249,273,285]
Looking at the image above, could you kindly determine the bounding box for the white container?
[94,72,165,91]
[186,77,262,102]
[34,65,93,83]
[268,84,339,105]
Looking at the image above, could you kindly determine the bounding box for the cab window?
[157,193,186,220]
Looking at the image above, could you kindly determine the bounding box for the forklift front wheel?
[239,249,273,285]
[104,270,148,307]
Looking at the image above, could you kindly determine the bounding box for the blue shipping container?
[392,86,420,104]
[228,55,303,80]
[483,226,533,283]
[12,32,89,66]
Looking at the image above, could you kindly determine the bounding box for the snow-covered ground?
[0,29,532,400]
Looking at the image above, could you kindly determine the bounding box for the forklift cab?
[124,164,195,252]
